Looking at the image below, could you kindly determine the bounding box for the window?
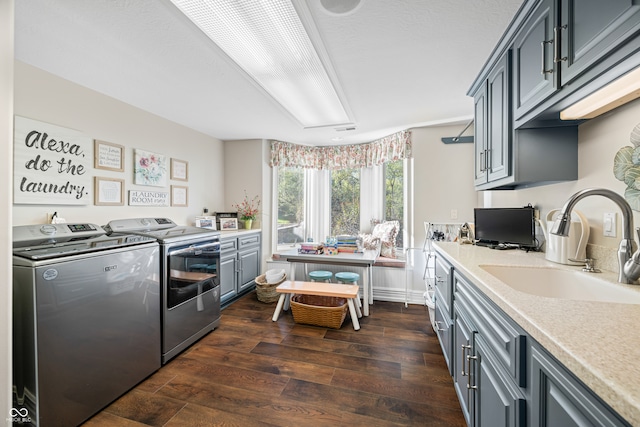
[276,167,305,246]
[274,161,408,252]
[385,159,404,247]
[330,168,360,236]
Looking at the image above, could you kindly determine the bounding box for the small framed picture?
[171,185,188,207]
[195,216,217,230]
[171,158,188,181]
[94,140,124,172]
[220,217,238,231]
[94,177,124,206]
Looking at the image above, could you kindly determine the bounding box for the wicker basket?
[290,294,348,329]
[255,273,286,303]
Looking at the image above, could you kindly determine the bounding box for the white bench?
[271,280,362,330]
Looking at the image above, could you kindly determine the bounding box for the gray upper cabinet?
[559,0,640,86]
[473,51,511,187]
[513,0,557,119]
[513,0,640,122]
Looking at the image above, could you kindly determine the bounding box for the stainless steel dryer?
[12,223,161,427]
[105,218,221,364]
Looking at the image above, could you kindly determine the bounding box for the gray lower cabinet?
[434,255,454,375]
[436,248,630,426]
[220,231,261,305]
[453,271,527,427]
[530,344,629,427]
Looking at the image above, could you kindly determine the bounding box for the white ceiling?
[14,0,523,146]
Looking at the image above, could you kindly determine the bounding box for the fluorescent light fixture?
[170,0,353,128]
[561,66,640,120]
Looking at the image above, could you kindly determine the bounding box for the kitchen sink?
[479,264,640,304]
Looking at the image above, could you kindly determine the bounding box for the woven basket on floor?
[290,294,348,329]
[255,273,286,303]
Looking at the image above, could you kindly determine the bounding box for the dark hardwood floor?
[83,292,466,426]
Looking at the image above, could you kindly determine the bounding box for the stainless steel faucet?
[551,188,640,284]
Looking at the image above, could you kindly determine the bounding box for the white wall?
[13,61,226,226]
[1,1,13,421]
[411,125,480,245]
[487,98,640,250]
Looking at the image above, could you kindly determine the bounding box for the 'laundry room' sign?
[14,116,92,205]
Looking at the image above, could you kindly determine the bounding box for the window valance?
[270,130,412,170]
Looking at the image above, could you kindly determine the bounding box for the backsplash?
[586,243,619,275]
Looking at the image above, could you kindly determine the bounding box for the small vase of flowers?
[233,191,260,229]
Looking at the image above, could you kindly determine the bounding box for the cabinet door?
[560,0,640,85]
[434,256,453,315]
[513,0,558,119]
[473,83,488,186]
[219,253,238,303]
[238,247,260,292]
[530,345,629,427]
[475,336,526,427]
[434,301,454,375]
[486,51,511,183]
[453,305,475,427]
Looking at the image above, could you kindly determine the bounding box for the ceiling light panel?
[170,0,352,128]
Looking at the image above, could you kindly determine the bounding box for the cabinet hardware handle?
[541,40,554,74]
[461,344,471,376]
[466,354,478,390]
[485,149,490,171]
[554,25,568,63]
[479,149,485,172]
[435,275,445,284]
[434,321,444,332]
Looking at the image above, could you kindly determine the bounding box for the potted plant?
[233,191,260,230]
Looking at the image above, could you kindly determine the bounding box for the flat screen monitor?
[473,207,535,248]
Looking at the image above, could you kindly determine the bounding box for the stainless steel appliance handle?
[168,242,221,256]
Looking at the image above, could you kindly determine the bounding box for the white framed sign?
[14,116,92,205]
[128,190,169,206]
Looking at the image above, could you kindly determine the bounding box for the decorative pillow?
[360,233,381,256]
[371,220,399,258]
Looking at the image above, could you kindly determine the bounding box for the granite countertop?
[433,242,640,426]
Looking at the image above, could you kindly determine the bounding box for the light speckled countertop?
[433,242,640,426]
[218,228,261,239]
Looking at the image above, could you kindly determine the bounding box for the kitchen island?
[434,242,640,426]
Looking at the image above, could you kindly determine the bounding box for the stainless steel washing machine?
[105,218,221,364]
[12,223,161,427]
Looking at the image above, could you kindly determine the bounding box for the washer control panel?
[13,223,104,247]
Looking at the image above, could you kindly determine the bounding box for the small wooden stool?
[272,280,362,330]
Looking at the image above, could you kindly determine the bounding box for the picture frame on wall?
[94,177,124,206]
[134,148,167,187]
[220,217,238,231]
[94,140,124,172]
[171,185,188,207]
[170,158,188,181]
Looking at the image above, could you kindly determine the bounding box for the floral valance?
[270,130,412,170]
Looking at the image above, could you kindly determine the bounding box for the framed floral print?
[134,149,167,187]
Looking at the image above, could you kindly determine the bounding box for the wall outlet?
[451,209,458,220]
[603,212,616,237]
